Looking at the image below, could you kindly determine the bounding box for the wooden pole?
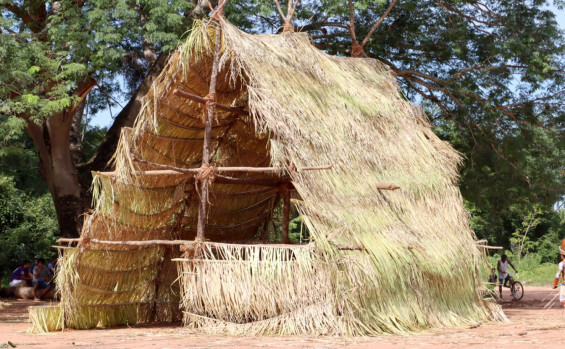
[151,246,170,322]
[337,245,365,251]
[129,156,332,174]
[57,238,195,246]
[196,21,223,246]
[476,245,503,250]
[56,239,367,252]
[375,183,400,190]
[281,184,290,244]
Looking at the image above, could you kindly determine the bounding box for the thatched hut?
[36,18,502,335]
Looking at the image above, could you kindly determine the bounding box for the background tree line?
[0,0,564,280]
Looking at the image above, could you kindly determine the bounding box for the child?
[488,267,497,285]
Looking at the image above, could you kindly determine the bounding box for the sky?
[89,6,565,128]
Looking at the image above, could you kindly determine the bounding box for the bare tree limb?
[360,0,398,47]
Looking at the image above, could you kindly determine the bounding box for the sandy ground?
[2,286,565,348]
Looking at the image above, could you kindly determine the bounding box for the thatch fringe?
[28,306,64,333]
[176,243,339,335]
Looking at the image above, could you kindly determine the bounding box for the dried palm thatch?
[29,305,64,333]
[176,242,338,335]
[43,17,503,335]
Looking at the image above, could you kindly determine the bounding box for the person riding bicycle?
[497,253,517,297]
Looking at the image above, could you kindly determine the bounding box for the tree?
[0,0,211,237]
[1,0,564,243]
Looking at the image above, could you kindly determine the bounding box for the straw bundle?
[29,305,64,333]
[46,17,503,335]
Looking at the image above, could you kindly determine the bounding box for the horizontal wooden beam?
[56,238,366,253]
[336,245,365,251]
[57,238,195,246]
[132,155,326,175]
[172,89,247,115]
[98,164,332,177]
[376,183,400,190]
[476,245,503,250]
[215,174,294,188]
[52,245,77,250]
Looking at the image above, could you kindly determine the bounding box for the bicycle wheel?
[511,281,524,300]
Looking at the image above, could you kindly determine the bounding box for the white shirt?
[498,259,509,279]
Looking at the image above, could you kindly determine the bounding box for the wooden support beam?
[376,183,400,190]
[196,22,223,248]
[337,245,365,251]
[131,156,332,174]
[99,163,331,177]
[172,89,247,116]
[151,246,170,322]
[52,245,76,250]
[215,174,293,188]
[281,184,291,244]
[56,238,194,246]
[56,239,366,251]
[476,245,503,250]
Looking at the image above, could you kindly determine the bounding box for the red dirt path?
[2,286,565,348]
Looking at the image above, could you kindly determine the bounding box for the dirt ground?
[2,286,565,348]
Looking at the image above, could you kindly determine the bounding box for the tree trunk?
[22,53,170,238]
[18,56,174,238]
[25,113,86,238]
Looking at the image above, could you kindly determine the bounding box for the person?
[32,258,52,301]
[29,255,40,274]
[9,261,32,287]
[552,253,565,307]
[497,253,517,297]
[47,256,57,276]
[488,267,497,285]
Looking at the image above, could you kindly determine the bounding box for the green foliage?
[288,216,310,243]
[0,0,199,120]
[509,205,544,260]
[0,116,47,195]
[536,229,561,263]
[265,201,309,243]
[0,176,59,284]
[82,125,109,161]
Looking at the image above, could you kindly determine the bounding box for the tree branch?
[347,0,358,44]
[360,0,398,47]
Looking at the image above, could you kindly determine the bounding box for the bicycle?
[504,275,524,301]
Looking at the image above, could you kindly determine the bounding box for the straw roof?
[46,18,502,335]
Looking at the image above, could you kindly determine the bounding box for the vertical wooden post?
[195,21,222,245]
[281,185,290,244]
[151,246,171,322]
